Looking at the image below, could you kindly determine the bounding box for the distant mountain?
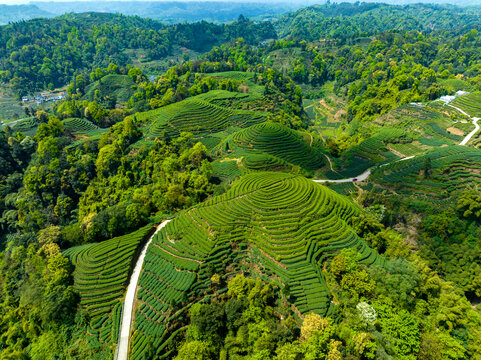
[32,1,309,23]
[0,5,54,25]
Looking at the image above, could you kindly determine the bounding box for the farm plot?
[219,122,325,171]
[84,74,136,103]
[64,225,154,360]
[130,172,383,359]
[6,117,39,135]
[371,146,481,198]
[451,92,481,118]
[63,117,101,135]
[336,127,403,178]
[137,92,267,139]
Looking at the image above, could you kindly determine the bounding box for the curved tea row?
[64,225,153,360]
[129,172,383,359]
[135,92,266,139]
[222,122,325,170]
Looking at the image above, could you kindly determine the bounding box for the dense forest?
[1,1,481,360]
[0,13,275,94]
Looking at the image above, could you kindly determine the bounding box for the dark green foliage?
[276,3,481,42]
[0,13,276,95]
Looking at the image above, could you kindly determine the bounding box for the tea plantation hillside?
[216,121,325,171]
[84,74,137,103]
[62,117,106,137]
[63,225,154,359]
[451,92,481,118]
[136,90,267,140]
[129,172,383,359]
[328,102,471,178]
[370,146,481,199]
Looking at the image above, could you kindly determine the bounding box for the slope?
[328,102,470,179]
[216,121,325,171]
[370,146,481,200]
[129,172,383,359]
[63,225,154,360]
[137,90,267,139]
[84,74,136,104]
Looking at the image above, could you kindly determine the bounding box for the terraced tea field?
[84,74,136,103]
[370,146,481,198]
[333,127,403,178]
[129,172,383,359]
[137,91,267,138]
[218,122,325,171]
[4,117,39,135]
[304,98,343,137]
[63,117,102,135]
[328,101,475,178]
[451,92,481,118]
[64,225,154,360]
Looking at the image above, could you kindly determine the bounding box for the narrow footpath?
[115,219,172,360]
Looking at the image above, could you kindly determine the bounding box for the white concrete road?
[115,219,172,360]
[313,155,415,184]
[448,104,480,146]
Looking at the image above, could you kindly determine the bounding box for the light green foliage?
[131,173,382,358]
[329,249,365,285]
[219,122,325,171]
[374,300,420,359]
[457,188,481,220]
[175,341,212,360]
[435,286,472,331]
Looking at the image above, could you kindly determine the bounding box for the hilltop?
[129,172,382,358]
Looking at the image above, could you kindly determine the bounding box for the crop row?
[129,172,384,358]
[63,117,99,132]
[136,95,266,139]
[372,146,481,196]
[452,92,481,117]
[230,122,324,170]
[63,225,153,359]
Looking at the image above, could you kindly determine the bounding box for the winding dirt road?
[115,219,171,360]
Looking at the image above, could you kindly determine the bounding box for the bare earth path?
[323,153,335,172]
[115,219,172,360]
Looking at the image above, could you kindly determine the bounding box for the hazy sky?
[1,0,312,4]
[0,0,315,3]
[0,0,480,7]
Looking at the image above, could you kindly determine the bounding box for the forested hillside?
[276,2,481,41]
[1,2,481,360]
[0,13,275,94]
